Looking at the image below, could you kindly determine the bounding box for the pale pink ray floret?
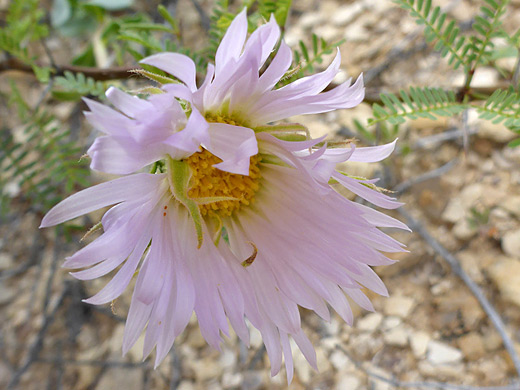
[41,8,409,383]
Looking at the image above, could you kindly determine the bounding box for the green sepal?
[130,69,179,84]
[166,157,204,248]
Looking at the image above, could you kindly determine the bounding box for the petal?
[106,87,152,117]
[215,8,248,75]
[40,173,164,228]
[332,172,403,209]
[163,107,209,156]
[253,74,365,123]
[348,139,397,162]
[87,136,158,175]
[242,15,280,69]
[140,53,197,91]
[205,123,258,175]
[257,41,292,92]
[83,227,151,304]
[83,98,132,137]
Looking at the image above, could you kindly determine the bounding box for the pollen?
[186,149,261,217]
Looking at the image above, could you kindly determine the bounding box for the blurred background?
[1,0,520,389]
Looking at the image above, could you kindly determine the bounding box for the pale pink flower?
[41,9,408,382]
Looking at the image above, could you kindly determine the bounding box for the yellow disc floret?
[186,149,261,217]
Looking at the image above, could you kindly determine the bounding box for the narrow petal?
[205,123,258,175]
[87,136,158,175]
[40,174,164,227]
[106,87,152,117]
[347,139,397,162]
[332,172,402,209]
[215,8,248,75]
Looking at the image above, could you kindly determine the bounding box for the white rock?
[453,67,499,88]
[383,327,409,347]
[478,121,517,143]
[314,25,338,41]
[442,198,466,223]
[0,284,15,305]
[501,196,520,218]
[219,348,237,370]
[502,229,520,258]
[177,381,196,390]
[222,372,243,389]
[96,368,143,390]
[453,219,478,241]
[335,375,361,390]
[0,253,13,270]
[427,340,463,365]
[329,350,354,371]
[331,3,364,26]
[488,257,520,307]
[356,312,383,332]
[383,296,416,318]
[381,316,402,331]
[410,331,431,358]
[300,12,324,28]
[344,23,369,42]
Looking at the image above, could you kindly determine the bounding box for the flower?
[41,9,408,382]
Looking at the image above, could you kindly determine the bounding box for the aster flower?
[41,9,409,382]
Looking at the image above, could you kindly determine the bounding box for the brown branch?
[0,57,137,81]
[397,207,520,378]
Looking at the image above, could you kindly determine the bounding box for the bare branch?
[397,207,520,378]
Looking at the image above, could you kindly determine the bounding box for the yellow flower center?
[186,149,261,217]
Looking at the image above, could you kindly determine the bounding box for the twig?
[189,0,211,32]
[397,207,520,378]
[413,127,478,150]
[336,344,520,390]
[0,232,45,281]
[8,285,68,389]
[0,57,137,81]
[169,347,182,390]
[512,49,520,90]
[35,357,147,368]
[394,159,459,194]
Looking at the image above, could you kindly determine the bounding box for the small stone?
[300,12,324,28]
[344,23,369,42]
[0,253,13,270]
[329,350,354,371]
[96,368,143,390]
[383,296,415,318]
[487,257,520,307]
[222,372,243,389]
[177,381,196,390]
[410,331,431,358]
[427,340,463,365]
[383,327,409,347]
[241,371,263,390]
[335,375,360,390]
[454,67,499,88]
[316,348,332,372]
[356,312,383,332]
[477,120,516,143]
[381,316,402,331]
[458,333,485,361]
[192,358,222,382]
[331,3,364,26]
[453,219,478,241]
[501,196,520,218]
[502,229,520,258]
[442,198,466,223]
[0,284,15,305]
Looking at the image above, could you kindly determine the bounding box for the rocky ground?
[1,0,520,389]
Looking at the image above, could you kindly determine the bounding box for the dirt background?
[1,0,520,389]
